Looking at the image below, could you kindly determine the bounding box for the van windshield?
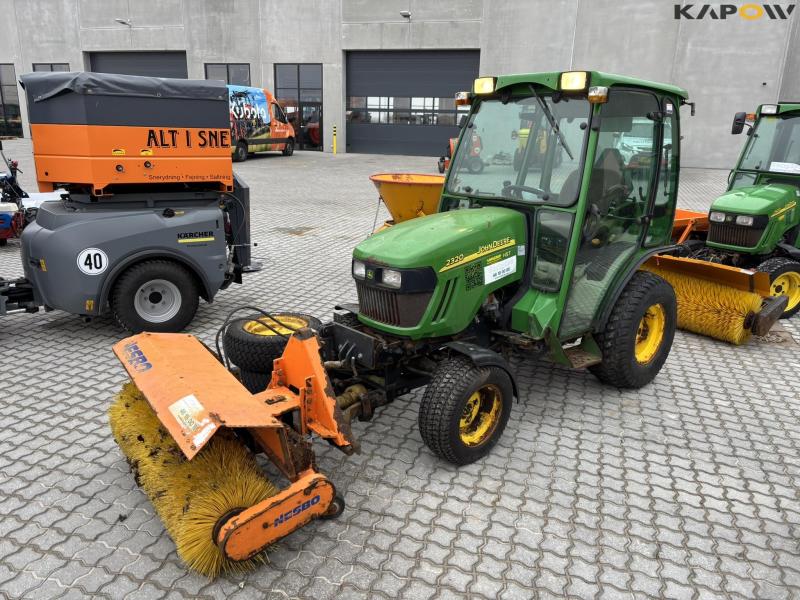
[446,94,591,205]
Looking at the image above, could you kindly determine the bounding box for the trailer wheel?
[282,138,295,156]
[111,260,199,333]
[419,356,513,465]
[233,141,248,162]
[756,257,800,318]
[589,271,676,389]
[223,312,322,373]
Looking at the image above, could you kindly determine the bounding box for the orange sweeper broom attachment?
[108,318,364,577]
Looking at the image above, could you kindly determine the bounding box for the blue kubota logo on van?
[273,495,321,527]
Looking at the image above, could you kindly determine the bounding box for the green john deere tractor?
[686,103,800,316]
[231,71,782,466]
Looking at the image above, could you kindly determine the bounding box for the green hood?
[354,206,526,271]
[712,183,800,216]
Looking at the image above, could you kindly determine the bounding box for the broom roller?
[109,330,358,577]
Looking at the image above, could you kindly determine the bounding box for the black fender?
[98,248,217,312]
[593,245,680,333]
[777,242,800,261]
[442,341,518,398]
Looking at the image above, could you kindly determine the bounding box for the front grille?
[356,281,432,328]
[708,222,765,248]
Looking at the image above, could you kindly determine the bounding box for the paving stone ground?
[1,138,799,599]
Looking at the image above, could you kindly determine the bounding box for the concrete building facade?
[0,0,797,167]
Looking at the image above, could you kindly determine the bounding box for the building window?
[0,64,22,137]
[205,63,250,86]
[275,64,323,151]
[32,63,69,72]
[346,96,467,126]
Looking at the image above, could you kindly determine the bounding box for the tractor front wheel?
[419,356,513,465]
[757,257,800,318]
[589,271,676,389]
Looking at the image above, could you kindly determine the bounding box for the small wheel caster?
[321,494,345,520]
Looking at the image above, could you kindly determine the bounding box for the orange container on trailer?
[20,72,233,196]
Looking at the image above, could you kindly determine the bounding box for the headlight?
[709,211,726,223]
[735,215,754,226]
[381,269,402,288]
[353,260,366,279]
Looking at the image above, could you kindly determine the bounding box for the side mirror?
[731,112,747,135]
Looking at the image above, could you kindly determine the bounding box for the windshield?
[446,94,591,205]
[739,113,800,174]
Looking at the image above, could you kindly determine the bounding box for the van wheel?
[589,271,676,389]
[282,138,295,156]
[111,260,199,333]
[233,141,248,162]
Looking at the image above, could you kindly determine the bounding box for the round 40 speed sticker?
[76,248,109,276]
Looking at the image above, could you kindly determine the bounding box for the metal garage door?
[346,50,479,156]
[89,52,188,78]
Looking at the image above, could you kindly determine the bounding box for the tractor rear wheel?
[419,356,513,465]
[223,312,322,373]
[589,271,676,389]
[756,257,800,318]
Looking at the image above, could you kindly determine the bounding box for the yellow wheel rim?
[635,303,666,364]
[770,272,800,313]
[459,384,503,447]
[242,315,309,336]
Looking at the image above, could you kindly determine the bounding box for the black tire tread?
[223,312,322,373]
[589,271,676,389]
[239,369,271,394]
[419,356,511,465]
[111,259,199,333]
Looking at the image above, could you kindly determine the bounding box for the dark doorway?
[275,64,323,151]
[88,52,188,78]
[345,50,480,155]
[0,64,22,137]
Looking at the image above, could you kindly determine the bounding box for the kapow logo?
[273,495,321,527]
[122,342,152,373]
[675,3,796,19]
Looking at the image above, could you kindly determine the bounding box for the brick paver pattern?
[1,139,799,599]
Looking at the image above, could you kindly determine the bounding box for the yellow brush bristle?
[643,266,763,345]
[108,384,278,577]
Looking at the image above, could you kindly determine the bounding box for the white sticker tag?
[770,161,800,174]
[517,245,526,256]
[168,394,209,434]
[484,256,516,284]
[76,248,109,275]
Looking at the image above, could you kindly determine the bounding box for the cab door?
[558,89,662,339]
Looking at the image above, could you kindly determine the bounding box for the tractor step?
[565,346,602,369]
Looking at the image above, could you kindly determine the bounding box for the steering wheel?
[502,183,547,199]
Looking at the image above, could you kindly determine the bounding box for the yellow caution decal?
[771,201,796,218]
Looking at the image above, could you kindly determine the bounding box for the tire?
[239,369,271,394]
[282,138,295,156]
[589,271,676,389]
[466,156,484,174]
[223,312,323,373]
[419,356,513,465]
[233,141,248,162]
[675,239,705,257]
[111,260,200,333]
[0,239,6,247]
[756,257,800,318]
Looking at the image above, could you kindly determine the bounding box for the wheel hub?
[459,384,502,447]
[771,272,800,312]
[134,279,182,323]
[243,315,309,337]
[635,303,666,365]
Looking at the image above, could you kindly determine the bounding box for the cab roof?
[770,103,800,115]
[494,71,689,100]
